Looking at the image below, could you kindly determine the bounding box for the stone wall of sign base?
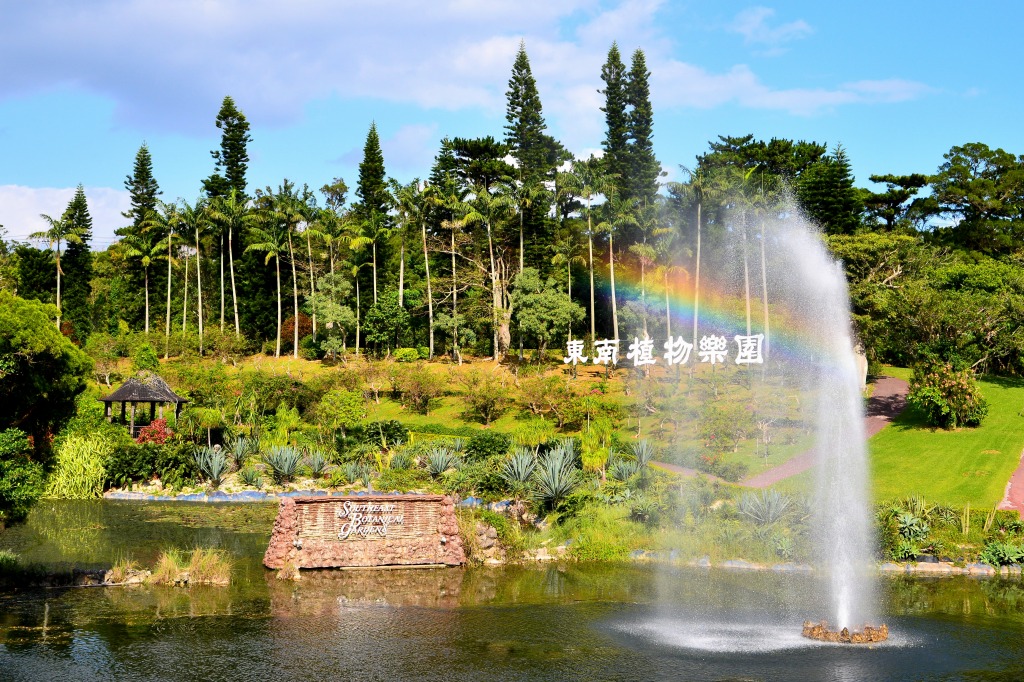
[264,494,465,570]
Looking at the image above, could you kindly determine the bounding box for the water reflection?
[1,501,1024,681]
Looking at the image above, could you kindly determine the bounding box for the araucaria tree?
[353,123,392,305]
[60,185,95,339]
[202,96,252,199]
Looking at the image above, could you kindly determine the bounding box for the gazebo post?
[175,402,183,420]
[130,402,136,434]
[121,401,127,424]
[159,403,164,420]
[149,402,156,421]
[105,402,111,422]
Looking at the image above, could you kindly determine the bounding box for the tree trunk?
[421,217,434,359]
[289,233,299,359]
[355,278,360,357]
[307,232,316,340]
[196,228,203,355]
[372,241,378,305]
[165,230,173,358]
[144,267,150,334]
[743,215,751,336]
[219,233,225,332]
[398,232,405,308]
[588,208,595,343]
[664,270,671,337]
[229,226,240,335]
[487,219,500,360]
[567,261,572,341]
[452,229,460,364]
[182,252,189,333]
[519,209,525,274]
[760,219,770,359]
[691,202,702,377]
[609,230,619,342]
[55,247,61,329]
[274,257,282,358]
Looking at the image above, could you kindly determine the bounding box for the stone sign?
[264,494,465,570]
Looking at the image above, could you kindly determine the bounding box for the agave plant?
[737,489,793,527]
[532,447,579,510]
[631,439,655,469]
[609,458,640,483]
[194,446,230,489]
[450,438,466,455]
[264,446,302,484]
[501,450,536,485]
[338,461,372,486]
[389,451,414,471]
[239,466,263,489]
[426,446,459,477]
[305,450,330,478]
[228,438,250,470]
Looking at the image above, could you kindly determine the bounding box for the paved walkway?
[997,450,1024,518]
[651,376,910,488]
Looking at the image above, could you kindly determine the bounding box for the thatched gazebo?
[98,372,188,436]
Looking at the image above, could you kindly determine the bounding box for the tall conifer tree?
[600,43,629,190]
[203,96,252,199]
[61,185,94,340]
[504,42,554,182]
[122,143,161,234]
[354,123,390,220]
[625,48,660,207]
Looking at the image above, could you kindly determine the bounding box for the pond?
[1,501,1023,681]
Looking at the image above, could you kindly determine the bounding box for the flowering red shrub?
[136,418,173,444]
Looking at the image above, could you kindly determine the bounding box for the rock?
[485,526,498,540]
[72,569,106,586]
[694,555,711,568]
[802,620,888,644]
[967,562,996,576]
[478,535,496,550]
[630,550,646,560]
[879,562,905,573]
[721,560,755,570]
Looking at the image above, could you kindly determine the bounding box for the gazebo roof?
[98,372,188,404]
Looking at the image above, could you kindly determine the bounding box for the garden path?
[650,376,910,489]
[997,451,1024,518]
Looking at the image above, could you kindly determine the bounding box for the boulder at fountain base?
[802,620,889,644]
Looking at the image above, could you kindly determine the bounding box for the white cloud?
[728,7,813,54]
[0,0,930,153]
[0,185,130,250]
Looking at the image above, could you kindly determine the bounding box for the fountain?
[653,197,888,646]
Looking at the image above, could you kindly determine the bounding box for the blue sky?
[1,0,1020,248]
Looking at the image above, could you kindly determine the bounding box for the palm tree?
[245,219,288,358]
[178,198,209,354]
[390,178,426,309]
[262,181,312,359]
[361,208,393,305]
[678,166,725,368]
[508,177,547,274]
[349,262,371,357]
[119,228,165,334]
[550,231,586,340]
[150,201,181,357]
[565,159,612,343]
[461,181,514,359]
[30,213,82,329]
[207,189,248,335]
[597,192,638,342]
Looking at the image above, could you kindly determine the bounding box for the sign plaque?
[264,494,465,569]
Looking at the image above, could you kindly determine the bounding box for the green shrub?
[979,541,1024,567]
[416,346,430,359]
[465,432,511,462]
[0,429,45,525]
[394,347,419,362]
[106,443,159,488]
[299,335,324,361]
[132,343,160,372]
[737,490,793,526]
[264,446,302,483]
[907,361,988,428]
[375,467,431,492]
[239,466,263,489]
[45,434,109,499]
[155,443,200,489]
[476,509,525,558]
[426,446,460,477]
[533,447,580,511]
[399,365,444,414]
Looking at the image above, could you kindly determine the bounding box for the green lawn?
[869,375,1024,506]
